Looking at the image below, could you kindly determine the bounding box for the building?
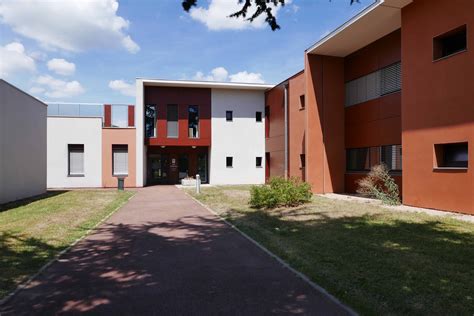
[135,79,272,186]
[0,80,47,204]
[47,103,137,188]
[265,0,473,215]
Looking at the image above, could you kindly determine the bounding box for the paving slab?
[1,186,351,315]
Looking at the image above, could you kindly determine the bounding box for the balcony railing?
[47,103,134,127]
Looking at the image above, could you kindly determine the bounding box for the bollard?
[196,174,201,194]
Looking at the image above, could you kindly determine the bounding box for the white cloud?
[29,86,45,94]
[0,42,36,78]
[192,67,265,83]
[229,71,265,84]
[189,0,284,30]
[35,75,85,98]
[47,58,76,76]
[109,79,135,97]
[0,0,140,53]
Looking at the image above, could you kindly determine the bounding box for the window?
[111,105,128,128]
[167,104,178,138]
[381,145,402,171]
[145,104,156,138]
[346,148,370,171]
[256,157,262,168]
[299,95,305,109]
[188,105,199,138]
[265,106,270,118]
[256,111,262,122]
[434,142,468,168]
[433,25,467,60]
[345,62,401,107]
[300,154,306,168]
[68,144,84,176]
[226,111,233,122]
[226,156,233,168]
[113,145,128,176]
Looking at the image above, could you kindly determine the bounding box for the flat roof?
[306,0,412,57]
[138,78,274,90]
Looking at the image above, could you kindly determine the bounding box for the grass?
[0,189,134,299]
[187,185,474,315]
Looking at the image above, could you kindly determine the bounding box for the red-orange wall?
[288,71,306,181]
[401,0,474,214]
[305,54,345,194]
[265,84,286,180]
[344,30,402,193]
[144,86,211,147]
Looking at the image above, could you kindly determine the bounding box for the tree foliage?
[182,0,360,31]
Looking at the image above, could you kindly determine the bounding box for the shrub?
[250,177,312,209]
[356,164,401,205]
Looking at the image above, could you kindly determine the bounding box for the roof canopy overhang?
[306,0,412,57]
[139,78,274,91]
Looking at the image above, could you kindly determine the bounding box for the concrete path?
[1,186,351,315]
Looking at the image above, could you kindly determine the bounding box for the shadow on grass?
[0,214,339,315]
[0,191,69,213]
[226,209,474,315]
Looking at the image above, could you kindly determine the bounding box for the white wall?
[0,80,47,204]
[47,117,102,188]
[210,89,266,185]
[135,79,145,187]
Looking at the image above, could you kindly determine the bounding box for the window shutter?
[69,145,84,175]
[381,62,401,95]
[113,146,128,175]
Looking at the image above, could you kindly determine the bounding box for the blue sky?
[0,0,374,104]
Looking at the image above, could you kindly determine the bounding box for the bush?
[356,164,401,205]
[250,177,312,209]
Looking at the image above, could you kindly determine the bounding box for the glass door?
[197,153,208,183]
[148,154,170,184]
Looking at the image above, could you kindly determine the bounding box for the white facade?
[47,117,102,188]
[0,80,47,204]
[210,89,266,185]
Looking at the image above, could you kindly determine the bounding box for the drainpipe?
[284,84,289,179]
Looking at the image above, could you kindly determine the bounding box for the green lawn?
[188,186,474,315]
[0,190,134,299]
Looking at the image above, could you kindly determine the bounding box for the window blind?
[113,145,128,176]
[68,145,84,175]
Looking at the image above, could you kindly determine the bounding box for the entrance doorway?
[148,154,170,184]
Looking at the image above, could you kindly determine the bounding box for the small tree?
[356,164,400,205]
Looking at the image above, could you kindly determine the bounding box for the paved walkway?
[1,186,350,315]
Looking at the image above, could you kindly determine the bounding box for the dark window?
[299,95,305,109]
[256,157,262,167]
[178,154,189,179]
[435,142,468,168]
[188,105,199,138]
[145,104,156,138]
[68,144,84,176]
[226,156,233,168]
[381,145,402,171]
[167,104,178,138]
[256,111,262,122]
[300,154,306,168]
[433,25,467,60]
[265,106,270,118]
[226,111,233,122]
[346,148,370,171]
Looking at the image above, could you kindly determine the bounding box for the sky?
[0,0,374,104]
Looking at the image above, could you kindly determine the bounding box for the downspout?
[284,84,289,179]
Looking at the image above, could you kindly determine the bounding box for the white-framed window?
[113,145,128,176]
[68,144,84,176]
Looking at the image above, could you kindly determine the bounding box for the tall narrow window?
[188,105,199,138]
[167,104,178,138]
[433,25,467,60]
[113,145,128,176]
[256,157,262,168]
[256,111,262,122]
[68,144,84,176]
[226,111,233,122]
[299,95,305,109]
[145,104,157,138]
[226,156,233,168]
[300,154,306,168]
[111,105,128,128]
